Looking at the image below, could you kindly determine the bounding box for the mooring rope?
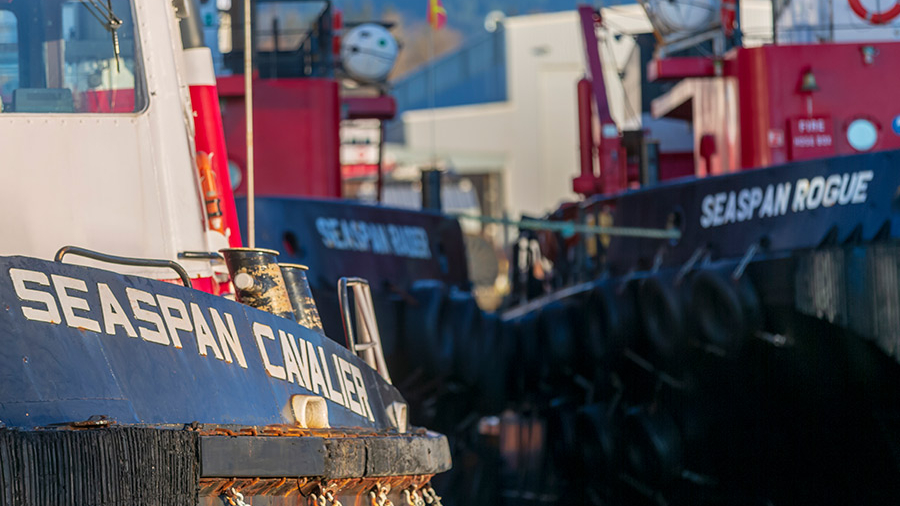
[452,214,681,240]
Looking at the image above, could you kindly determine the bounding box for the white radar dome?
[641,0,720,36]
[340,23,399,83]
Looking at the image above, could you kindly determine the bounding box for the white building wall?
[401,5,771,218]
[403,11,604,218]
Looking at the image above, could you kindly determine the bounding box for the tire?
[689,269,761,356]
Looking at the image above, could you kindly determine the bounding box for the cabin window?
[0,11,18,109]
[0,0,145,114]
[256,1,328,52]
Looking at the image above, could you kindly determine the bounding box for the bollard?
[280,263,325,334]
[219,247,295,319]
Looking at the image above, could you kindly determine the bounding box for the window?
[256,1,328,52]
[0,11,17,109]
[0,0,145,114]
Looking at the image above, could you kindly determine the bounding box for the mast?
[244,0,256,247]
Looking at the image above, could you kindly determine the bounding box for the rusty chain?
[422,485,442,506]
[403,487,425,506]
[369,485,393,506]
[224,487,250,506]
[313,490,343,506]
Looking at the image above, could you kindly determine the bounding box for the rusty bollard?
[280,264,325,334]
[220,248,296,319]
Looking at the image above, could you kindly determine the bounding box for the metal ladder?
[337,277,392,384]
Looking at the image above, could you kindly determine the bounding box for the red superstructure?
[652,42,900,175]
[575,1,900,197]
[218,76,344,198]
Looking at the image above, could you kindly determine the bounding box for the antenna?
[243,0,255,247]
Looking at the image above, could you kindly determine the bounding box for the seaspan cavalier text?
[8,267,375,421]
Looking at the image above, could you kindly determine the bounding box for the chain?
[403,488,426,506]
[313,490,343,506]
[422,486,442,506]
[224,488,249,506]
[369,485,393,506]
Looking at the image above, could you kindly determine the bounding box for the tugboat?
[494,1,900,504]
[0,1,449,504]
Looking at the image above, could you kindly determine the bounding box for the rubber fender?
[689,269,761,356]
[622,406,683,488]
[444,289,482,385]
[475,312,507,414]
[638,275,685,362]
[582,280,637,366]
[545,406,581,478]
[404,280,449,375]
[516,311,542,396]
[497,317,522,406]
[575,403,620,476]
[537,300,577,384]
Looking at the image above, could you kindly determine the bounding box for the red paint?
[342,96,397,120]
[81,89,135,113]
[788,116,835,160]
[721,0,737,36]
[651,42,900,178]
[658,152,695,182]
[574,77,599,195]
[190,84,243,247]
[577,5,628,197]
[732,43,900,170]
[647,57,718,81]
[219,77,342,198]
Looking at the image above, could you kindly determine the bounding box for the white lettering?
[293,336,312,390]
[352,365,375,422]
[713,193,727,226]
[279,330,304,386]
[52,274,100,333]
[822,174,842,207]
[338,357,364,416]
[700,195,715,228]
[853,170,873,204]
[306,340,330,397]
[156,295,192,349]
[98,283,137,338]
[126,288,169,346]
[759,185,775,218]
[317,346,345,405]
[10,269,61,324]
[839,173,856,205]
[253,322,286,379]
[210,309,247,368]
[806,176,825,210]
[775,182,791,216]
[723,191,737,224]
[190,303,224,360]
[792,178,809,212]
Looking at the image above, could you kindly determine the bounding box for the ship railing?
[338,277,392,384]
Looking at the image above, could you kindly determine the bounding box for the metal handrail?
[338,277,392,384]
[54,245,193,288]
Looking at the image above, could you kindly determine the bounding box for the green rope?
[452,213,681,240]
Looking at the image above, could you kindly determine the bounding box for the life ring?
[689,269,761,356]
[849,0,900,24]
[721,0,737,36]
